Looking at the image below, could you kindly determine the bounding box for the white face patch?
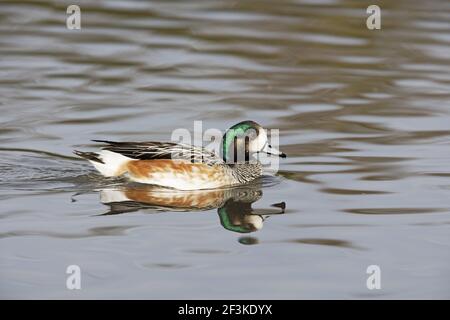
[230,127,268,163]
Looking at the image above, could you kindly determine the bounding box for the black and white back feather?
[92,140,224,166]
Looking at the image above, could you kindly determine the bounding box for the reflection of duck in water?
[74,120,286,190]
[99,183,285,234]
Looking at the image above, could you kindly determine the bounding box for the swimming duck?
[74,120,286,190]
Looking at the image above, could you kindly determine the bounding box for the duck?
[74,120,286,190]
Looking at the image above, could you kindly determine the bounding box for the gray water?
[1,0,450,299]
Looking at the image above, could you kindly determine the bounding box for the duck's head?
[222,120,286,163]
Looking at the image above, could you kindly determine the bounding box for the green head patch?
[222,121,258,162]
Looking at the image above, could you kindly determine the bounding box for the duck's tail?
[73,150,104,163]
[74,150,131,177]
